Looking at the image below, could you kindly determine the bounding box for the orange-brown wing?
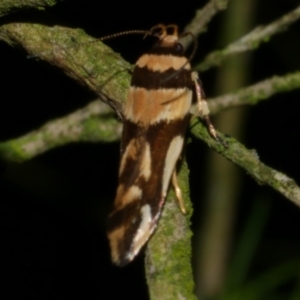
[107,24,193,266]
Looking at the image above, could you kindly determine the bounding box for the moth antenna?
[100,30,150,41]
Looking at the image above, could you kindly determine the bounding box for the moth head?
[149,24,179,47]
[99,24,197,73]
[148,24,197,61]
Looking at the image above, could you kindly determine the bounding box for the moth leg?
[191,72,228,148]
[172,170,186,214]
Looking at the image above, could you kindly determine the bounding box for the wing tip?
[112,255,132,267]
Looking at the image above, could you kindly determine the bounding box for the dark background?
[1,0,300,299]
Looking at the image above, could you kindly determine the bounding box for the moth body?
[107,24,217,266]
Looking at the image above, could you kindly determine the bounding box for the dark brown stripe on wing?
[147,44,185,56]
[107,200,143,266]
[144,117,190,215]
[120,115,190,212]
[109,115,190,265]
[112,115,190,219]
[131,66,193,90]
[108,200,142,232]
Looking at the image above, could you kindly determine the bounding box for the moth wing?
[107,115,189,266]
[107,43,193,266]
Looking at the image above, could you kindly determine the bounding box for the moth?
[107,24,222,266]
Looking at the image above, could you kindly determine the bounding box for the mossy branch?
[0,0,62,17]
[190,119,300,207]
[205,72,300,114]
[0,100,121,163]
[0,22,130,115]
[145,159,196,300]
[181,0,229,48]
[195,5,300,72]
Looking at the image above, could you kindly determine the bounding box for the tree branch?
[195,5,300,72]
[0,0,62,17]
[181,0,229,48]
[145,159,196,300]
[190,119,300,207]
[204,72,300,115]
[0,100,121,163]
[0,22,130,115]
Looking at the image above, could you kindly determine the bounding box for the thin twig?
[0,100,121,163]
[181,0,229,48]
[195,5,300,72]
[190,119,300,207]
[195,72,300,115]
